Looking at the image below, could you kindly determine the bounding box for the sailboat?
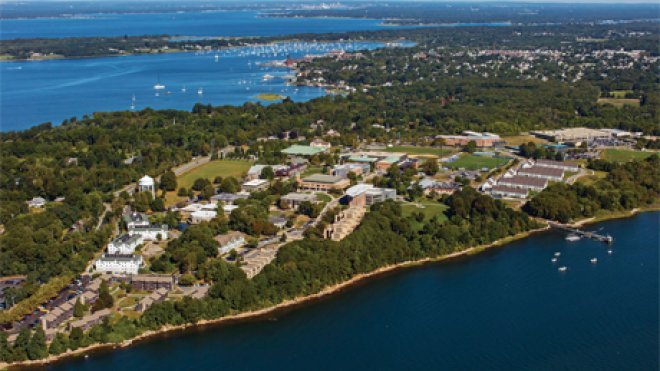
[197,87,204,95]
[181,86,187,93]
[153,74,165,90]
[130,95,136,110]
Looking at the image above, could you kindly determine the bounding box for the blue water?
[0,41,395,131]
[0,11,399,40]
[49,212,659,371]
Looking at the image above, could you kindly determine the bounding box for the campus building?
[95,254,143,275]
[497,176,548,191]
[298,174,350,191]
[517,165,564,181]
[107,234,143,255]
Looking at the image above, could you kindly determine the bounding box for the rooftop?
[243,179,269,187]
[282,145,326,156]
[302,174,345,184]
[518,166,564,178]
[499,175,547,188]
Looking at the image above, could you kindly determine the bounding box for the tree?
[178,273,196,286]
[0,331,11,362]
[422,158,439,175]
[213,176,223,184]
[68,327,85,350]
[12,328,30,361]
[463,140,477,153]
[192,178,210,191]
[201,184,216,200]
[151,197,166,212]
[177,187,188,197]
[160,171,177,191]
[74,298,85,318]
[49,333,69,355]
[93,280,114,311]
[27,327,47,360]
[219,177,239,193]
[260,166,274,180]
[133,191,153,213]
[298,201,320,218]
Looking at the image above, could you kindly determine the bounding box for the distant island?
[256,93,286,101]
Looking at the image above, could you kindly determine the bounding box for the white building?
[26,197,46,208]
[242,179,269,192]
[123,212,150,229]
[215,232,247,255]
[138,175,156,196]
[95,254,143,275]
[129,224,169,241]
[345,184,397,206]
[191,210,217,224]
[108,234,143,255]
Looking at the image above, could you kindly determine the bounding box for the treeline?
[0,188,540,363]
[523,155,660,222]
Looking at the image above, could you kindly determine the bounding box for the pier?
[548,221,614,243]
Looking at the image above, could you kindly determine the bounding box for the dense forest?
[523,156,660,223]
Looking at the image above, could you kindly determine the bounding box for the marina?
[549,221,614,244]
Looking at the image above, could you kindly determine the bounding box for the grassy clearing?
[596,98,640,108]
[502,135,548,146]
[166,160,252,205]
[446,154,510,170]
[384,145,454,158]
[577,170,608,186]
[301,165,324,177]
[609,90,633,98]
[178,160,252,189]
[402,201,448,229]
[603,149,654,162]
[256,93,285,101]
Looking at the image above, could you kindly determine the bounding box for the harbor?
[548,221,614,244]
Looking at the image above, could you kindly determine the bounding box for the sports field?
[385,145,454,157]
[177,160,252,189]
[446,154,510,170]
[603,149,654,163]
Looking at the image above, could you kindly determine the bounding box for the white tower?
[138,175,156,197]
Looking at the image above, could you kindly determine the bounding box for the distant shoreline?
[5,207,657,369]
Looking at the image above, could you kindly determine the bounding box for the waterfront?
[0,41,393,131]
[46,212,659,371]
[0,11,399,40]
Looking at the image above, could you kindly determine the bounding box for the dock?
[548,221,614,244]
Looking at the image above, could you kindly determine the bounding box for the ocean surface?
[48,212,659,371]
[0,11,404,40]
[0,41,400,132]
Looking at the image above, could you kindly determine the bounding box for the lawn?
[596,98,640,108]
[446,154,510,170]
[609,90,633,98]
[301,165,324,177]
[178,160,252,189]
[602,149,654,162]
[166,160,252,205]
[576,170,607,186]
[401,201,448,229]
[385,145,454,158]
[502,135,548,146]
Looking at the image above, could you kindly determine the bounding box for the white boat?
[181,86,187,93]
[263,74,275,81]
[607,250,613,255]
[551,258,558,263]
[214,54,219,61]
[565,234,581,242]
[590,258,598,264]
[558,266,568,272]
[554,252,561,257]
[153,83,166,90]
[197,88,203,95]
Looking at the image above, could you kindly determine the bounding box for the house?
[210,192,250,204]
[490,185,528,199]
[332,163,369,178]
[310,138,332,150]
[344,184,396,206]
[497,176,547,191]
[95,254,143,275]
[437,132,502,147]
[517,165,564,181]
[215,231,247,255]
[375,155,402,171]
[123,212,150,229]
[242,179,270,192]
[190,210,217,224]
[130,274,175,291]
[108,234,143,255]
[534,159,580,172]
[282,145,326,158]
[298,174,350,191]
[40,299,75,330]
[26,197,46,208]
[129,224,169,241]
[246,164,268,181]
[69,309,112,331]
[281,192,318,209]
[135,288,169,312]
[269,216,288,229]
